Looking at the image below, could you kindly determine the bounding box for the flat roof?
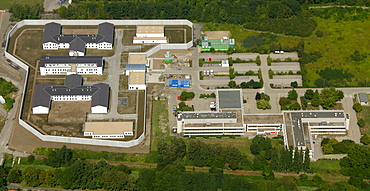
[129,54,147,64]
[129,72,145,85]
[182,112,236,120]
[137,26,164,34]
[40,56,103,67]
[289,111,346,147]
[133,37,167,40]
[217,89,242,109]
[85,122,133,134]
[359,93,368,102]
[244,114,284,124]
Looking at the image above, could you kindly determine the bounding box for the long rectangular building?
[39,56,103,75]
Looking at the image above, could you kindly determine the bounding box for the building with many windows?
[133,25,167,44]
[32,74,109,114]
[84,122,134,139]
[42,22,114,51]
[39,56,104,76]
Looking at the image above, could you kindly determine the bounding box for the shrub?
[358,118,366,127]
[360,134,370,145]
[353,103,363,113]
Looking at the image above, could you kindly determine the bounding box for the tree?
[262,165,274,180]
[255,92,261,100]
[353,103,363,113]
[357,118,365,127]
[290,81,298,88]
[289,103,301,110]
[23,167,42,187]
[279,97,291,107]
[312,175,325,187]
[304,89,314,100]
[250,136,272,156]
[7,168,22,183]
[228,80,237,88]
[311,90,320,107]
[288,89,298,100]
[45,145,73,167]
[180,91,195,101]
[315,30,323,37]
[360,134,370,145]
[303,148,310,173]
[257,100,271,110]
[28,155,35,163]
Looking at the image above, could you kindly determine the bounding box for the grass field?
[150,100,169,151]
[0,0,43,9]
[357,105,370,135]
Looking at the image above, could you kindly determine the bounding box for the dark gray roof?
[33,75,109,111]
[126,64,146,71]
[43,22,114,45]
[91,83,110,107]
[359,93,368,102]
[69,37,86,53]
[43,22,61,43]
[51,34,104,44]
[64,74,83,88]
[32,83,52,107]
[182,112,236,119]
[98,22,114,44]
[218,90,242,109]
[40,56,103,67]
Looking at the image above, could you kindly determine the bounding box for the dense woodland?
[1,141,370,190]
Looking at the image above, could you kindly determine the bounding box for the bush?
[279,97,291,107]
[353,103,363,113]
[288,89,298,100]
[315,30,323,37]
[257,100,271,110]
[358,118,366,127]
[180,91,195,101]
[360,134,370,145]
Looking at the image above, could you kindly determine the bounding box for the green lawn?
[150,100,169,151]
[311,159,341,171]
[0,0,43,9]
[357,105,370,135]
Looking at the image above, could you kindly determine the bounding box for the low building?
[200,36,235,51]
[133,25,167,44]
[178,112,245,136]
[125,64,146,75]
[42,22,114,51]
[358,93,369,105]
[244,114,284,135]
[128,72,146,90]
[39,56,103,76]
[32,74,109,114]
[217,89,242,110]
[84,122,134,139]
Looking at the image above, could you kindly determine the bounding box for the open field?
[0,0,43,9]
[165,29,184,43]
[117,91,137,114]
[136,90,145,138]
[48,101,90,123]
[119,75,128,90]
[122,30,136,45]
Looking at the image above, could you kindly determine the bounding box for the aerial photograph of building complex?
[0,0,369,190]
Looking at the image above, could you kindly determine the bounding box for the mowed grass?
[0,0,43,9]
[311,159,341,171]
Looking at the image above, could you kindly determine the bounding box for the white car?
[210,102,216,108]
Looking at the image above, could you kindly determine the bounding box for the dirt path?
[309,5,369,9]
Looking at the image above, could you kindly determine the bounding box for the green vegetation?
[199,93,216,98]
[177,101,194,111]
[321,138,356,155]
[0,77,18,111]
[0,0,43,9]
[151,100,169,138]
[256,93,271,110]
[9,3,43,20]
[179,91,195,101]
[355,105,370,135]
[353,103,363,113]
[240,80,262,89]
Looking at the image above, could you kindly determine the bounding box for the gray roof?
[43,22,114,45]
[126,64,146,71]
[359,93,368,102]
[91,83,110,107]
[182,112,236,119]
[42,22,61,43]
[98,22,114,44]
[32,75,110,110]
[32,83,52,108]
[40,56,103,67]
[217,90,242,109]
[64,74,83,88]
[69,37,86,53]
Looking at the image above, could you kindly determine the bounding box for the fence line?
[4,20,191,148]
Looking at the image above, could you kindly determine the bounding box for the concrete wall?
[4,20,160,148]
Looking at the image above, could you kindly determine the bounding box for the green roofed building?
[200,36,235,51]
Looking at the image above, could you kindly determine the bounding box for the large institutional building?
[32,74,110,114]
[39,56,104,75]
[42,22,114,54]
[133,25,168,44]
